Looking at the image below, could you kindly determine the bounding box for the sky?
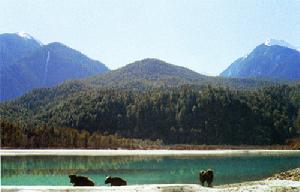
[0,0,299,76]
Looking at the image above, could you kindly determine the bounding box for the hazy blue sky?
[1,0,299,75]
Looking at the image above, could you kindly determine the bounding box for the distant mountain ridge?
[220,39,300,80]
[0,32,109,101]
[2,33,295,101]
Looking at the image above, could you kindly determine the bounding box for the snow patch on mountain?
[17,32,33,39]
[16,32,43,45]
[264,39,299,52]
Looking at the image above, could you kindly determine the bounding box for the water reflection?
[2,156,162,176]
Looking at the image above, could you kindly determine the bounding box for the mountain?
[17,42,109,87]
[0,32,109,101]
[2,58,298,146]
[220,39,300,80]
[0,58,276,116]
[86,58,273,90]
[86,58,210,89]
[0,32,42,65]
[0,58,277,110]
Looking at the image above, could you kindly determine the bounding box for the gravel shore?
[267,168,300,181]
[1,180,300,192]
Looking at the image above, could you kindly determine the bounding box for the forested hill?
[1,84,300,146]
[1,58,300,147]
[87,58,206,88]
[85,58,275,90]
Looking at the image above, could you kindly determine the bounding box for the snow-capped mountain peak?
[17,32,33,39]
[264,39,299,51]
[16,32,43,45]
[220,39,300,80]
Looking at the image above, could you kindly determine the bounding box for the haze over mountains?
[0,32,109,101]
[220,39,300,80]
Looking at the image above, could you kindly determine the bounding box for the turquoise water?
[1,154,300,186]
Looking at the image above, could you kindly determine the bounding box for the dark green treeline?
[0,120,163,149]
[1,85,300,146]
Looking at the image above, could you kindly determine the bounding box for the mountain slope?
[0,32,42,66]
[86,58,273,90]
[0,33,109,101]
[86,58,210,89]
[220,40,300,80]
[1,82,299,145]
[0,58,277,122]
[17,42,109,87]
[2,58,297,145]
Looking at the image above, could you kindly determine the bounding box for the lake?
[1,151,300,186]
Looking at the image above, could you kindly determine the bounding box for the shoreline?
[1,180,300,192]
[1,149,300,157]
